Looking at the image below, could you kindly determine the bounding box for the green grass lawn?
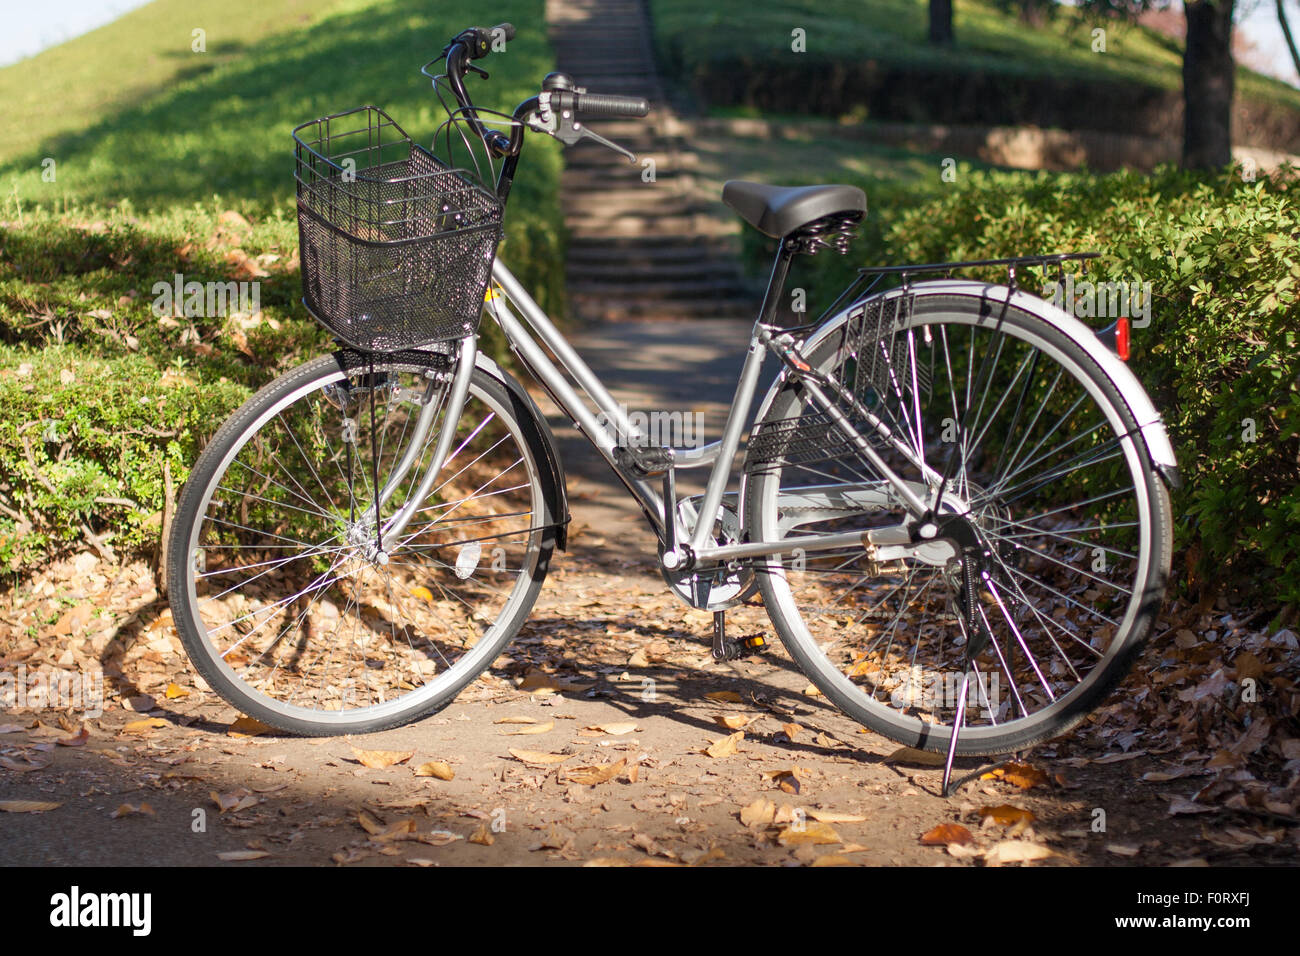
[0,0,562,570]
[650,0,1300,111]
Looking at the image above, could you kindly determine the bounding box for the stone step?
[569,258,745,280]
[562,214,739,238]
[549,0,752,324]
[563,195,699,218]
[568,236,742,258]
[570,295,757,321]
[568,276,757,299]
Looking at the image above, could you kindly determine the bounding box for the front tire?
[166,352,557,735]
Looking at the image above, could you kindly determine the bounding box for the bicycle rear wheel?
[167,351,557,735]
[745,290,1172,755]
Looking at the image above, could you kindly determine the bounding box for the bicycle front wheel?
[745,290,1172,755]
[167,351,557,735]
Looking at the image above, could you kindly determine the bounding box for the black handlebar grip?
[491,22,516,42]
[572,92,650,118]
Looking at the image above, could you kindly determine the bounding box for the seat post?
[757,238,796,328]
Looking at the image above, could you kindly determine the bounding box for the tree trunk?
[1183,0,1236,170]
[929,0,954,46]
[1277,0,1300,82]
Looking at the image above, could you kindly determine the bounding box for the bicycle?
[166,23,1178,793]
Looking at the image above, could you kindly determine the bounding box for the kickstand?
[941,671,970,797]
[711,610,733,662]
[941,557,991,797]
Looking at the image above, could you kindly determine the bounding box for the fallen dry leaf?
[740,798,776,827]
[493,716,541,725]
[978,805,1036,827]
[351,748,413,769]
[217,850,270,862]
[704,731,743,758]
[0,755,51,773]
[703,691,742,703]
[112,803,155,819]
[713,714,752,731]
[764,768,802,794]
[566,758,627,785]
[503,720,554,736]
[808,810,868,824]
[587,721,637,735]
[886,746,946,767]
[508,749,573,765]
[777,821,841,846]
[122,717,168,735]
[810,854,856,866]
[982,761,1049,790]
[920,823,974,845]
[56,728,89,747]
[469,821,494,845]
[0,800,61,813]
[984,840,1056,866]
[413,761,454,780]
[227,716,271,737]
[164,683,190,700]
[211,790,259,814]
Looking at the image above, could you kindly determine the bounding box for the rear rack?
[804,251,1100,333]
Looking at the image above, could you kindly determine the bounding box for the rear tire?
[746,291,1172,755]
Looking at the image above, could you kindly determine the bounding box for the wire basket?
[293,106,504,351]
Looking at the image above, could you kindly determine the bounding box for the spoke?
[198,534,346,607]
[214,483,339,523]
[984,575,1055,703]
[1002,563,1121,629]
[276,410,341,517]
[981,525,1133,596]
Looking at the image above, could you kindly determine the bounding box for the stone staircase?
[545,0,759,321]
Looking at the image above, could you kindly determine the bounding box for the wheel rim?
[178,362,544,726]
[754,300,1158,748]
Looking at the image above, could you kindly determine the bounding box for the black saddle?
[722,181,866,239]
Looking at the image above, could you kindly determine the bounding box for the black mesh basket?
[293,106,504,351]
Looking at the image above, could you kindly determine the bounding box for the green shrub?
[0,0,566,573]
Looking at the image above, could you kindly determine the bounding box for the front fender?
[474,351,571,550]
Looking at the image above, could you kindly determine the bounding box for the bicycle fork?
[337,335,477,561]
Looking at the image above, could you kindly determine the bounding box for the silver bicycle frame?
[482,258,935,567]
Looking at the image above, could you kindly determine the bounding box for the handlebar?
[566,91,650,119]
[432,23,652,185]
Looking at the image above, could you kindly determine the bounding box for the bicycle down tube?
[484,257,938,567]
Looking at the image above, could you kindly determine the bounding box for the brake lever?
[526,91,637,163]
[576,125,636,163]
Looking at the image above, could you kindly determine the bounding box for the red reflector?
[1116,316,1130,361]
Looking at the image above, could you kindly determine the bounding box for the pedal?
[613,444,673,477]
[711,611,766,661]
